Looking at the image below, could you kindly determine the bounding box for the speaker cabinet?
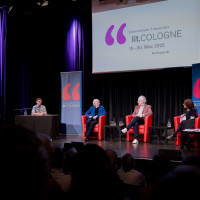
[158,149,182,161]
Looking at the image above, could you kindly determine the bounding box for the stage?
[52,134,200,161]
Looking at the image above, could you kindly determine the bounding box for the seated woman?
[167,99,198,149]
[84,99,106,141]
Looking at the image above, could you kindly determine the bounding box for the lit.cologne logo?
[193,78,200,98]
[62,83,80,101]
[105,23,126,46]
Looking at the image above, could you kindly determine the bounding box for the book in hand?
[180,116,186,122]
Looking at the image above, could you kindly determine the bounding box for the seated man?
[31,97,47,116]
[121,95,153,144]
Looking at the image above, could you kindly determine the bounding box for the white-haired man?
[121,95,153,144]
[84,99,106,141]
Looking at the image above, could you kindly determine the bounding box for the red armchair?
[174,114,200,147]
[81,115,106,140]
[125,115,153,142]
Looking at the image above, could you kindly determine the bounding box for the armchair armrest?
[99,115,106,130]
[81,115,87,126]
[125,115,133,126]
[195,117,200,129]
[144,115,153,127]
[174,116,181,131]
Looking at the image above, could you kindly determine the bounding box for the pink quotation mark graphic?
[193,78,200,98]
[105,23,126,46]
[62,83,81,101]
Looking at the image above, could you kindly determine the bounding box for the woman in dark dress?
[167,99,198,149]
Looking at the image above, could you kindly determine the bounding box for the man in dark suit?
[121,95,153,144]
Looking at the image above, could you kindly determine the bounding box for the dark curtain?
[0,6,7,126]
[83,67,192,127]
[5,1,91,125]
[4,0,192,129]
[64,13,91,113]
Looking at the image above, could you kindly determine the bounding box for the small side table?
[182,129,200,149]
[104,125,124,141]
[148,126,174,144]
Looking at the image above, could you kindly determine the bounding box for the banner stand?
[60,72,82,135]
[192,64,200,114]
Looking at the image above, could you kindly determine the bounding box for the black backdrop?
[4,0,192,128]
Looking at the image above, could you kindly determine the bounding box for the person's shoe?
[121,128,127,134]
[166,135,174,140]
[132,139,138,144]
[84,137,89,141]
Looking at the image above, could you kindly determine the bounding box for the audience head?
[148,164,200,200]
[105,149,119,172]
[63,146,77,175]
[39,132,54,159]
[70,143,124,200]
[121,153,135,172]
[0,125,50,199]
[149,154,172,183]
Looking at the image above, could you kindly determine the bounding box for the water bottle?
[167,119,171,127]
[24,109,27,116]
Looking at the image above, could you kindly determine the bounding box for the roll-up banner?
[60,71,82,134]
[192,64,200,114]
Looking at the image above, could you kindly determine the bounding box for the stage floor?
[52,134,200,160]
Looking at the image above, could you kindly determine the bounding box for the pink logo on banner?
[72,83,81,100]
[193,78,200,98]
[105,23,126,46]
[62,83,80,101]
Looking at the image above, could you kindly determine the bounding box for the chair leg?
[82,131,86,139]
[98,129,104,140]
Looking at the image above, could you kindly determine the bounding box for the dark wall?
[84,67,192,127]
[5,0,192,127]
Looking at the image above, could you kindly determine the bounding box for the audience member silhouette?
[137,154,173,200]
[0,125,64,200]
[50,147,72,193]
[105,148,120,173]
[117,153,146,187]
[69,143,124,200]
[63,146,77,175]
[147,154,172,185]
[148,164,200,200]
